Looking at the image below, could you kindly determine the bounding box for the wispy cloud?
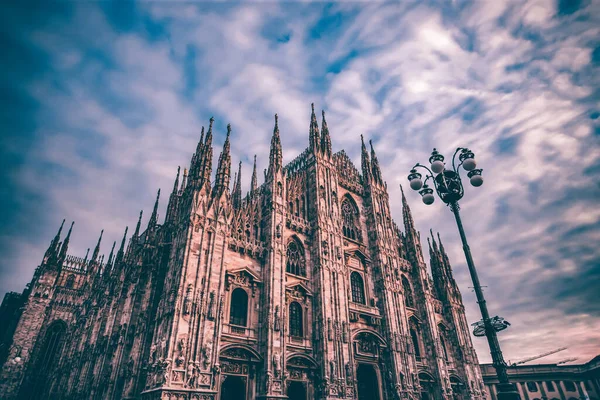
[0,0,598,364]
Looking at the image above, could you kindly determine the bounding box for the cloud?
[0,0,599,365]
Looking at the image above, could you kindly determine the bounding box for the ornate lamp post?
[407,148,520,400]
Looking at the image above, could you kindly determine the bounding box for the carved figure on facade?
[202,342,212,370]
[183,284,193,315]
[273,352,281,377]
[274,305,280,331]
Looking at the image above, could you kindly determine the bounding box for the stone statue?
[186,362,196,388]
[202,342,212,369]
[273,352,281,377]
[345,363,352,384]
[274,306,280,331]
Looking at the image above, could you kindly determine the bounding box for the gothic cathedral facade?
[0,105,485,400]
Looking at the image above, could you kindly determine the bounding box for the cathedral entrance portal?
[287,380,307,400]
[220,375,246,400]
[356,363,381,400]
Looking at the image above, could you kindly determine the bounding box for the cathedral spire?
[199,118,214,189]
[58,221,74,264]
[115,226,128,265]
[197,126,205,155]
[172,166,181,194]
[250,155,257,194]
[361,135,371,183]
[91,230,103,263]
[400,184,416,235]
[320,110,332,157]
[106,241,116,271]
[430,229,439,253]
[148,189,160,229]
[44,219,65,263]
[268,114,282,177]
[180,168,188,194]
[369,140,383,184]
[133,210,143,238]
[83,248,90,264]
[232,161,242,209]
[309,103,320,153]
[214,124,232,194]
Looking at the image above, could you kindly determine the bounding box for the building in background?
[481,356,600,400]
[1,105,485,400]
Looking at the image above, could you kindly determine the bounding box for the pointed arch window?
[350,272,366,304]
[341,197,361,241]
[289,301,303,337]
[402,276,415,308]
[286,240,306,277]
[31,320,67,396]
[410,328,421,361]
[229,288,248,327]
[65,274,75,289]
[440,334,449,361]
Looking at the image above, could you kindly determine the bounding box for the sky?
[1,0,599,365]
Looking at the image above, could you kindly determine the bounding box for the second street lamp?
[407,148,521,400]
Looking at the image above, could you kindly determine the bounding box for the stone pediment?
[285,281,312,299]
[225,267,261,293]
[344,246,371,264]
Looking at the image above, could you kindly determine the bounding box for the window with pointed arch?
[410,325,422,361]
[31,320,67,395]
[229,288,248,327]
[286,239,306,277]
[289,301,303,337]
[402,276,415,308]
[65,274,75,289]
[350,272,366,304]
[438,326,450,361]
[341,196,361,241]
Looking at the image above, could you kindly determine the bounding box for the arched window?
[440,335,449,361]
[31,320,67,397]
[350,272,366,304]
[289,302,303,337]
[402,276,414,308]
[65,274,75,289]
[229,288,248,327]
[286,240,306,277]
[527,382,539,392]
[410,328,421,361]
[341,197,360,241]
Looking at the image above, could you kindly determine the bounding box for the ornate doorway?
[220,375,246,400]
[287,380,307,400]
[218,345,261,400]
[356,363,381,400]
[419,372,436,400]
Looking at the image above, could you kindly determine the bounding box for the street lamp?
[407,148,521,400]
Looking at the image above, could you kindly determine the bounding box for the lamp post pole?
[407,148,520,400]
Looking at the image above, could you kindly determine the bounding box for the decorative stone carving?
[273,352,281,377]
[183,284,193,315]
[202,342,212,369]
[207,291,215,320]
[274,305,280,331]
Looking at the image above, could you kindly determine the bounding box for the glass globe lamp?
[419,186,435,205]
[408,170,423,190]
[468,169,483,187]
[459,149,477,171]
[429,148,445,174]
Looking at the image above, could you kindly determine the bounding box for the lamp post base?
[496,383,521,400]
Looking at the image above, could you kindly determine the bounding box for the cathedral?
[0,105,485,400]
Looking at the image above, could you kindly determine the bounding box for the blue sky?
[1,0,599,364]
